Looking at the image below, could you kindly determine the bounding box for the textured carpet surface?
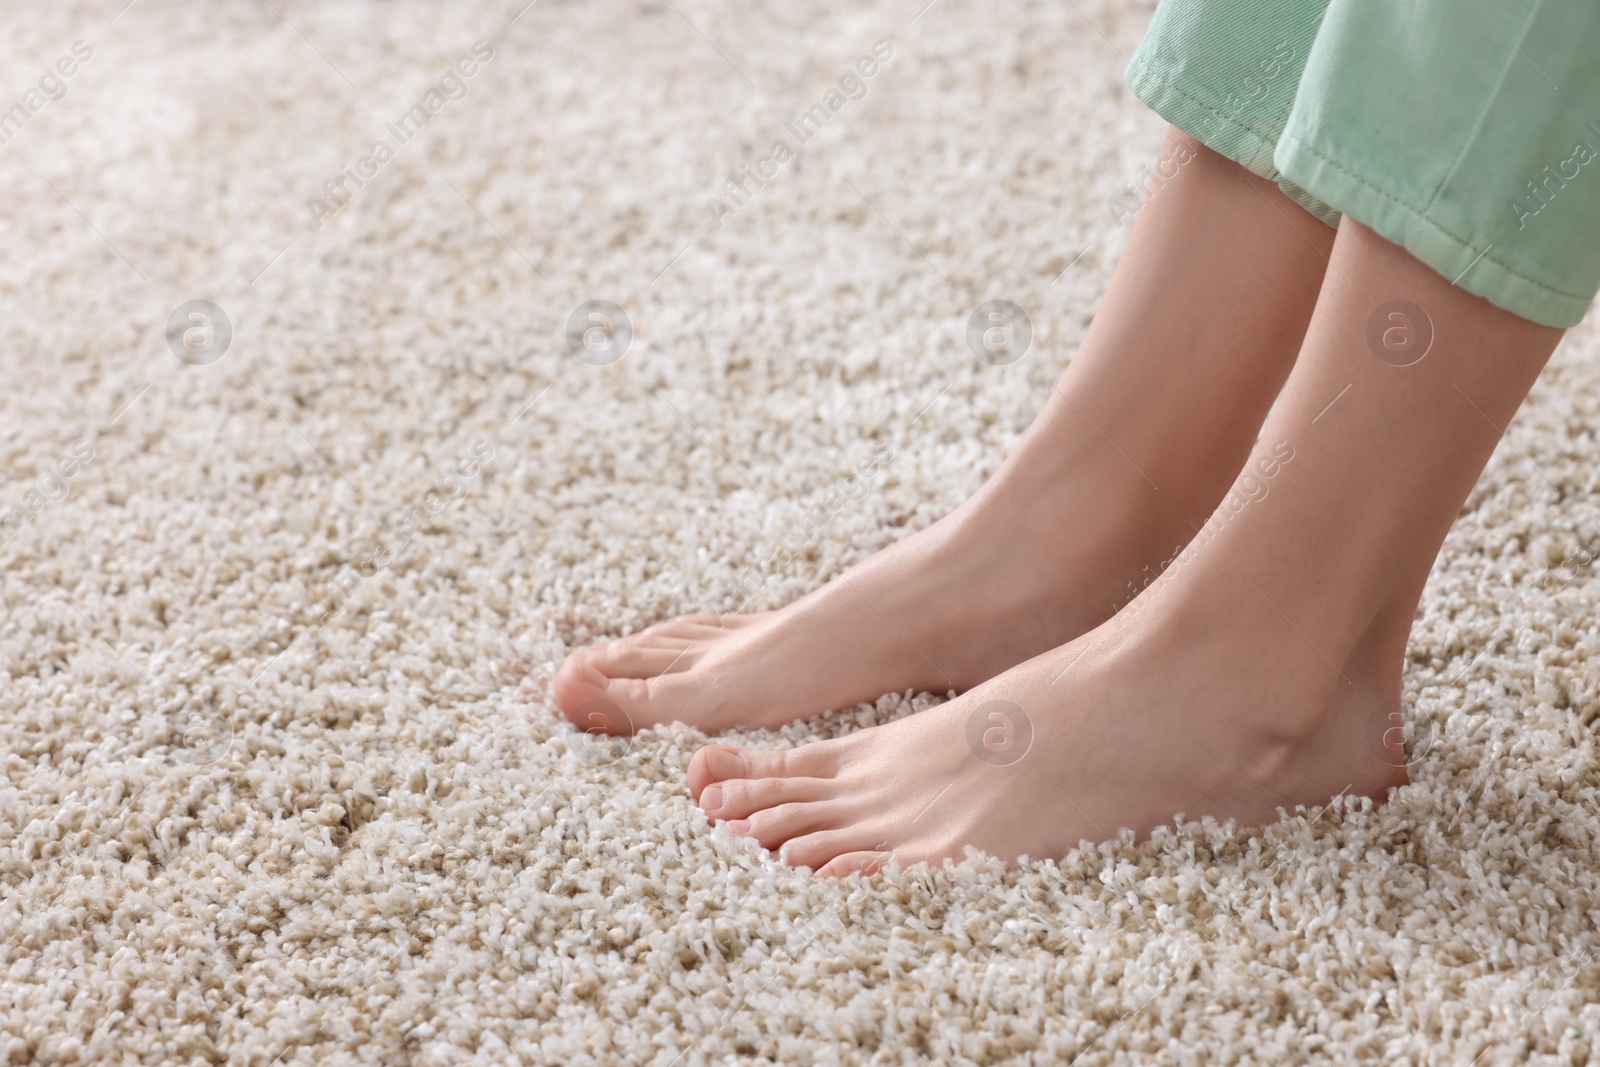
[3,1,1600,1064]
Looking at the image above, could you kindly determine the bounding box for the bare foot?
[554,443,1172,732]
[554,131,1343,735]
[685,576,1411,874]
[682,204,1566,872]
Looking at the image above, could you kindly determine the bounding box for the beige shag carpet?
[3,0,1600,1063]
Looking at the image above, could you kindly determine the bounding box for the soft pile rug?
[3,0,1598,1063]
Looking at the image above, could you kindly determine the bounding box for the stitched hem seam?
[1125,57,1341,226]
[1126,56,1286,172]
[1279,131,1590,303]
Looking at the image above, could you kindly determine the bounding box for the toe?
[778,829,886,872]
[593,639,696,678]
[687,742,842,800]
[815,851,892,878]
[725,801,837,850]
[644,611,723,633]
[554,637,703,734]
[553,652,611,722]
[687,745,747,800]
[555,651,667,735]
[699,775,832,819]
[642,611,764,638]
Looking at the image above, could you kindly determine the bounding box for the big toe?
[553,650,612,722]
[553,651,643,736]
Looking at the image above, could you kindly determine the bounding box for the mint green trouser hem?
[1124,57,1341,230]
[1125,0,1600,329]
[1272,132,1593,330]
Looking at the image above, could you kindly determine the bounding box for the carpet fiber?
[4,1,1600,1063]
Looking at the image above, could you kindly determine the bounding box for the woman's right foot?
[554,131,1343,735]
[554,431,1179,733]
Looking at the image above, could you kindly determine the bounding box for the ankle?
[1127,577,1356,743]
[978,437,1165,561]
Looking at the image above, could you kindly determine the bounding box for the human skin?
[554,131,1336,737]
[687,213,1562,874]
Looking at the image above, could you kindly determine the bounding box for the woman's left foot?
[687,558,1410,874]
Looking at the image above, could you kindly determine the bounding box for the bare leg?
[554,131,1333,733]
[688,219,1563,874]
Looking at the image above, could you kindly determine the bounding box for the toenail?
[700,784,723,811]
[571,698,632,739]
[725,819,751,836]
[705,747,748,779]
